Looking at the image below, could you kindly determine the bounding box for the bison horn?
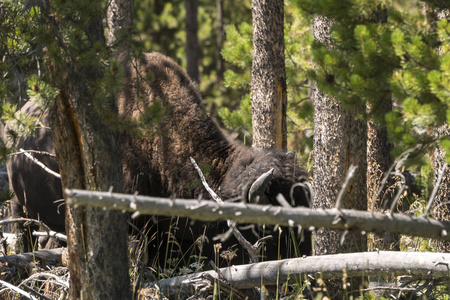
[248,168,274,204]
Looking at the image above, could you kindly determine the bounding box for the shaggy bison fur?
[118,52,312,266]
[5,52,312,268]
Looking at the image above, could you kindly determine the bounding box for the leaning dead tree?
[66,189,450,242]
[153,251,450,298]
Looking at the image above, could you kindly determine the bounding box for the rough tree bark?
[312,15,368,296]
[186,0,199,83]
[47,2,131,299]
[107,0,134,46]
[251,0,287,150]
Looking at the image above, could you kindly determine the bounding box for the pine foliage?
[296,0,450,163]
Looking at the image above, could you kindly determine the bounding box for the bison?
[4,52,312,268]
[4,101,64,250]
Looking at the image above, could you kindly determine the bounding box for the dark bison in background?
[4,101,64,250]
[4,52,312,268]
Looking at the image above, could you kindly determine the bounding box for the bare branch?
[18,148,60,178]
[0,218,53,234]
[32,231,67,242]
[371,146,417,211]
[388,172,407,213]
[190,157,259,263]
[66,189,450,241]
[9,149,57,158]
[0,279,38,300]
[20,272,69,290]
[189,157,223,204]
[335,164,357,210]
[424,164,448,217]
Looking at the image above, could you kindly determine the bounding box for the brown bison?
[5,52,311,267]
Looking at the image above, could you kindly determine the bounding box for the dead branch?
[0,248,64,264]
[0,279,38,300]
[424,164,448,217]
[9,149,57,158]
[190,157,259,263]
[32,231,67,242]
[18,148,60,179]
[335,164,357,209]
[0,248,64,273]
[153,251,450,299]
[0,249,66,300]
[0,218,53,234]
[20,272,69,290]
[66,189,450,241]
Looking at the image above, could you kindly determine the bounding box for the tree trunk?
[251,0,287,150]
[312,15,368,297]
[107,0,134,46]
[186,0,199,83]
[216,0,225,84]
[50,68,130,300]
[48,3,131,299]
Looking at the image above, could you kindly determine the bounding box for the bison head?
[219,148,311,209]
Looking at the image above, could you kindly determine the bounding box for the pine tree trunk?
[216,0,225,84]
[186,0,199,83]
[313,92,368,254]
[107,0,134,45]
[50,72,130,300]
[48,3,131,299]
[251,0,287,150]
[312,15,368,297]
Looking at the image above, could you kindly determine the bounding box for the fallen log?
[153,251,450,299]
[0,248,64,269]
[66,189,450,241]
